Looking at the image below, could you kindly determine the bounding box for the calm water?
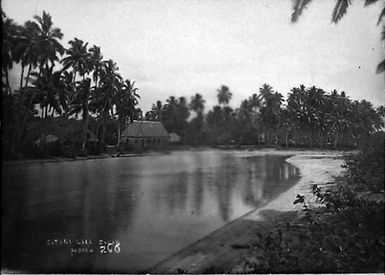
[2,150,299,273]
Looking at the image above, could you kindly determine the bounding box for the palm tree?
[30,66,69,118]
[190,93,205,114]
[217,85,232,106]
[89,45,103,88]
[260,91,283,145]
[2,12,18,95]
[95,59,122,144]
[258,83,274,103]
[61,38,91,83]
[67,78,92,151]
[115,80,140,146]
[31,11,64,76]
[146,100,163,121]
[61,38,94,151]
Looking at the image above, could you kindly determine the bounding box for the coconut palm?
[115,80,140,146]
[61,38,91,82]
[67,78,92,151]
[29,11,64,76]
[190,93,205,114]
[258,84,274,103]
[146,100,163,121]
[2,12,18,95]
[93,59,122,144]
[30,66,69,118]
[89,45,103,87]
[217,85,232,106]
[260,91,283,145]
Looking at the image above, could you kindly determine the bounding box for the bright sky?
[3,0,385,112]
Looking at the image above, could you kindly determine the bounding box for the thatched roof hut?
[121,120,169,139]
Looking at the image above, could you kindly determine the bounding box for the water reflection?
[2,151,299,272]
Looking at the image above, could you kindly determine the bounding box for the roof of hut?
[121,120,169,138]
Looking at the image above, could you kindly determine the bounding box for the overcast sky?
[3,0,384,112]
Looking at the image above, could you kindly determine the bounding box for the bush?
[242,132,385,273]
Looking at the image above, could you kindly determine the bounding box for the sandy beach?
[149,150,349,273]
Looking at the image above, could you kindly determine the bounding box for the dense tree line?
[2,10,140,159]
[145,84,384,148]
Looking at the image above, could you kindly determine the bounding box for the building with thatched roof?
[120,120,169,150]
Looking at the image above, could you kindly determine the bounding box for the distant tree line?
[145,84,384,148]
[2,10,140,159]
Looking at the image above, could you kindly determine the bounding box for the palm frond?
[332,0,352,23]
[291,0,313,22]
[364,0,379,6]
[376,58,385,73]
[377,6,385,25]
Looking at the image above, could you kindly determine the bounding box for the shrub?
[242,132,384,273]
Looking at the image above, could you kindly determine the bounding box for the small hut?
[120,120,169,150]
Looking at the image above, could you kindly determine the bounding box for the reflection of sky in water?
[2,150,299,273]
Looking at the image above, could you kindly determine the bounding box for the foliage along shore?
[230,132,384,273]
[2,10,385,161]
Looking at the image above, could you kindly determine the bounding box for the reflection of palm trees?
[191,168,205,216]
[212,156,237,222]
[160,172,189,213]
[243,161,265,207]
[241,156,300,207]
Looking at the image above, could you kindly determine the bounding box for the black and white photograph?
[2,0,384,273]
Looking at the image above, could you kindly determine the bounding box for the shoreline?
[2,147,355,166]
[149,151,347,273]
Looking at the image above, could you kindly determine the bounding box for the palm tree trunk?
[101,113,107,145]
[20,64,25,89]
[25,63,32,87]
[117,120,121,147]
[5,69,12,95]
[81,103,89,153]
[334,132,339,149]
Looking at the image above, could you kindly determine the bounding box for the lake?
[2,150,300,273]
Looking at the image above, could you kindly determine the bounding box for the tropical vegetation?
[238,132,384,273]
[2,10,140,159]
[2,9,384,160]
[145,83,384,148]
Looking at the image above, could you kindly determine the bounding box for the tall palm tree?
[258,84,274,102]
[2,12,18,95]
[189,93,205,114]
[61,38,91,83]
[31,11,64,76]
[217,85,232,106]
[115,80,140,146]
[95,59,122,144]
[19,21,41,88]
[67,78,92,151]
[61,38,94,151]
[89,45,103,88]
[260,91,283,144]
[30,66,69,118]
